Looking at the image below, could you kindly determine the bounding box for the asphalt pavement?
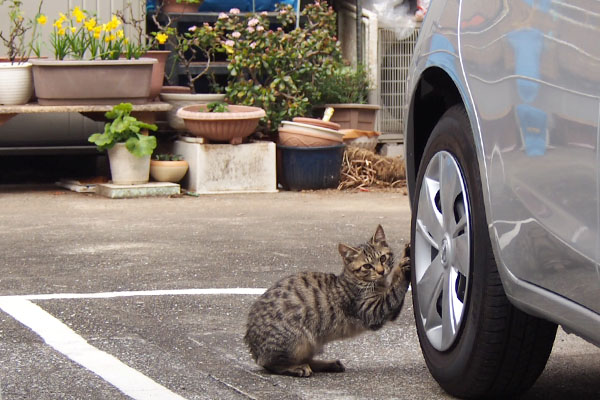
[0,186,598,399]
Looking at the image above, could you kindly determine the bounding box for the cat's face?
[339,225,394,283]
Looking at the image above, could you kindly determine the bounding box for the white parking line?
[0,288,266,400]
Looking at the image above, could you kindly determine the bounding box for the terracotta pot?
[160,92,226,131]
[278,121,344,147]
[145,50,171,101]
[176,104,266,144]
[107,143,150,184]
[162,0,202,13]
[321,104,381,131]
[292,117,341,130]
[150,159,189,182]
[0,62,33,105]
[30,58,156,105]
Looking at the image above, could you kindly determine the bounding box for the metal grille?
[377,27,420,142]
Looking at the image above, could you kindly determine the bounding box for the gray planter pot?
[30,58,156,106]
[107,143,150,185]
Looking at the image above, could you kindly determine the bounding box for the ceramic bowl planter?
[0,62,33,105]
[278,121,344,147]
[107,143,151,184]
[30,58,156,105]
[160,92,226,131]
[176,104,266,144]
[150,159,189,182]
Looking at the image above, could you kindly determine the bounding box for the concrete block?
[379,143,405,158]
[97,182,180,198]
[173,140,277,194]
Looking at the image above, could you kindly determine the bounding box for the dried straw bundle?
[338,146,406,190]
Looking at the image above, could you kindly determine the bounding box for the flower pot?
[322,104,381,131]
[176,104,266,144]
[107,143,151,184]
[276,143,345,190]
[30,58,156,105]
[160,92,226,131]
[162,0,202,13]
[150,159,189,182]
[0,62,33,105]
[145,50,171,101]
[278,121,344,147]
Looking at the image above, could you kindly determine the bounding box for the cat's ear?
[371,225,387,244]
[338,243,360,263]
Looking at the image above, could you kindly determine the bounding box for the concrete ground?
[0,186,598,399]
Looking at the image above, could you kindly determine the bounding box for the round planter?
[341,128,381,151]
[276,143,346,190]
[30,58,156,105]
[278,121,344,147]
[146,50,171,101]
[150,159,189,182]
[292,117,341,130]
[0,62,33,105]
[176,104,266,144]
[160,92,226,131]
[107,143,151,184]
[321,103,381,131]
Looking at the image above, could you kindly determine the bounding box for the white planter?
[107,143,151,185]
[0,62,33,105]
[159,92,226,131]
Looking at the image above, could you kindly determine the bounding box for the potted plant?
[216,2,342,140]
[0,0,43,105]
[150,153,189,182]
[88,103,158,184]
[117,2,172,101]
[29,7,157,105]
[176,101,265,144]
[156,13,226,130]
[316,64,381,131]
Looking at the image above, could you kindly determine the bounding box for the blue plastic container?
[277,144,345,191]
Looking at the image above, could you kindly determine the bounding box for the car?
[403,1,600,398]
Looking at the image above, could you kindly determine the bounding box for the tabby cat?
[244,225,411,377]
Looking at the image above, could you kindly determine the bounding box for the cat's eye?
[362,263,374,270]
[380,255,387,263]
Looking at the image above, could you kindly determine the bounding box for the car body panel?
[405,0,600,345]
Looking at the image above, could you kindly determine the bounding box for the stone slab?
[97,182,180,198]
[173,140,277,194]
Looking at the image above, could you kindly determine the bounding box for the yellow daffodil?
[156,32,168,45]
[117,30,124,39]
[84,18,96,31]
[70,27,77,33]
[72,6,85,23]
[53,19,63,29]
[58,27,66,36]
[93,26,102,39]
[105,34,116,43]
[37,14,47,25]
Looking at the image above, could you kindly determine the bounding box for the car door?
[459,0,600,312]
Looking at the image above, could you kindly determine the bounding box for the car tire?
[410,104,558,398]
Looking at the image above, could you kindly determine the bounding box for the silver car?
[404,1,600,398]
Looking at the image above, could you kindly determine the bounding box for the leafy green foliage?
[88,103,157,158]
[317,64,370,104]
[153,153,184,161]
[206,101,229,113]
[215,1,343,136]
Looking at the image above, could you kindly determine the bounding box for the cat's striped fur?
[244,225,411,377]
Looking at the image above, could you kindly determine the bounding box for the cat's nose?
[376,265,385,275]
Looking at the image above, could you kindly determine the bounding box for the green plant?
[215,1,343,136]
[153,153,184,161]
[0,0,43,63]
[88,103,157,157]
[206,101,229,112]
[318,64,370,105]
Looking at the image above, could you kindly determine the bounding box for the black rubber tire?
[410,105,558,398]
